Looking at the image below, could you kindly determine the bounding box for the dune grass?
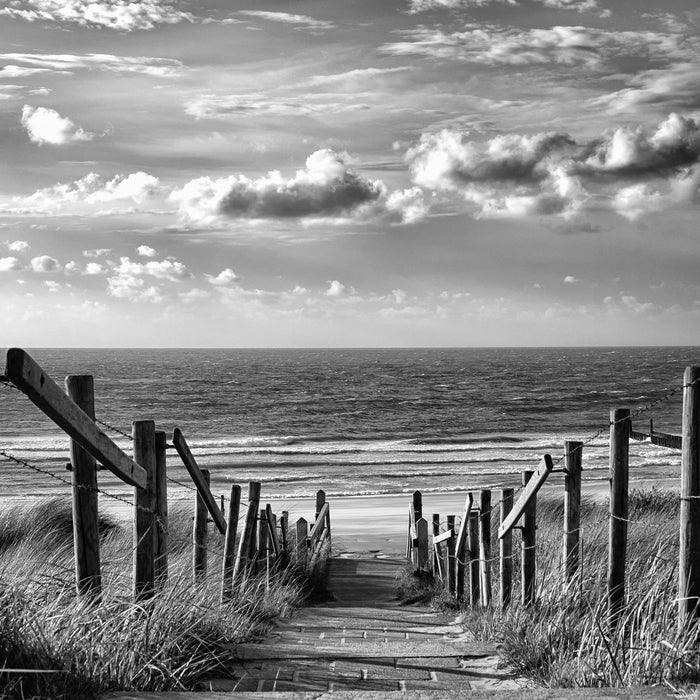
[0,498,312,699]
[398,488,700,691]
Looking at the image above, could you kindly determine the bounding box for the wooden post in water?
[193,469,210,582]
[499,488,514,610]
[66,375,101,600]
[432,513,440,577]
[563,440,582,586]
[232,481,261,582]
[296,517,308,570]
[221,484,241,603]
[680,367,700,628]
[522,470,536,607]
[446,514,456,594]
[154,430,168,583]
[608,408,630,626]
[468,509,480,606]
[479,490,492,607]
[133,420,156,600]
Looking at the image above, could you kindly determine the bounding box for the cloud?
[0,53,184,77]
[137,245,157,258]
[305,66,415,87]
[84,262,107,275]
[381,25,687,67]
[21,105,94,146]
[7,240,30,252]
[206,268,239,286]
[0,65,54,77]
[112,256,190,282]
[0,257,22,271]
[0,0,194,31]
[406,114,700,220]
[106,256,189,303]
[563,275,579,283]
[238,11,335,32]
[83,248,111,257]
[30,255,60,272]
[22,171,160,209]
[170,149,386,223]
[407,0,600,12]
[325,280,347,297]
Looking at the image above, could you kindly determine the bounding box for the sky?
[0,0,699,347]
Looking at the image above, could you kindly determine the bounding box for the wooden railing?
[2,348,331,604]
[405,366,700,631]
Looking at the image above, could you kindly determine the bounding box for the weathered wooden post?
[416,517,429,572]
[232,481,261,583]
[296,517,308,570]
[564,440,583,586]
[133,420,156,600]
[193,469,210,582]
[413,490,423,522]
[154,430,168,583]
[680,367,700,628]
[446,514,456,593]
[455,494,472,602]
[479,490,492,607]
[66,375,101,600]
[257,508,268,574]
[522,470,536,607]
[280,510,289,555]
[432,513,440,576]
[315,489,326,522]
[221,484,241,603]
[468,509,480,606]
[499,488,514,610]
[608,408,630,626]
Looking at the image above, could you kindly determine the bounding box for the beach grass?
[0,498,311,699]
[398,488,700,690]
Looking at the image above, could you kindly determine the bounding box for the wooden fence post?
[416,517,429,572]
[608,408,630,626]
[522,470,536,607]
[499,488,514,611]
[479,490,492,607]
[432,513,440,577]
[315,489,326,522]
[413,490,423,522]
[447,514,456,594]
[680,367,700,628]
[258,508,269,574]
[193,469,210,582]
[296,517,308,569]
[221,484,241,603]
[133,420,156,600]
[468,509,480,606]
[232,481,261,583]
[564,440,582,586]
[66,375,101,601]
[280,510,289,555]
[154,430,168,583]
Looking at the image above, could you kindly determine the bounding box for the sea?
[0,347,697,511]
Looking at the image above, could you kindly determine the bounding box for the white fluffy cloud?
[206,268,239,286]
[106,256,189,304]
[113,257,190,281]
[0,53,184,77]
[21,105,94,146]
[137,245,157,258]
[325,280,347,298]
[0,0,194,31]
[7,240,30,252]
[29,255,60,272]
[170,149,420,224]
[0,257,22,271]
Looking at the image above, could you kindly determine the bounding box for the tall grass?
[458,489,700,689]
[0,499,309,699]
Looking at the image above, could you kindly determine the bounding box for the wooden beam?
[454,493,473,560]
[172,428,226,534]
[5,348,146,488]
[497,455,553,539]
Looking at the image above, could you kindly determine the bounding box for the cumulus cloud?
[112,256,190,281]
[0,257,22,271]
[206,268,239,286]
[7,240,30,252]
[21,105,94,146]
[563,275,579,283]
[170,149,387,223]
[406,113,700,220]
[238,11,335,32]
[0,0,194,31]
[84,262,107,275]
[0,53,184,77]
[325,280,347,297]
[23,171,160,209]
[381,25,684,67]
[83,248,111,257]
[106,256,189,303]
[30,255,60,272]
[137,245,157,258]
